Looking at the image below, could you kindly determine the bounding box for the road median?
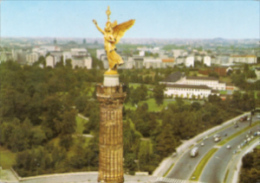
[189,148,218,181]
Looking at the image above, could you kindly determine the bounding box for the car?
[214,137,221,142]
[201,142,204,146]
[226,145,231,149]
[234,124,239,128]
[190,147,199,157]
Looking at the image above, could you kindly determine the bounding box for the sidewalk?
[225,139,259,183]
[0,171,157,183]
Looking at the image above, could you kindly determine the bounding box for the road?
[199,116,259,183]
[166,115,259,180]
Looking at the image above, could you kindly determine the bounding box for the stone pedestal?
[103,74,120,87]
[96,75,126,183]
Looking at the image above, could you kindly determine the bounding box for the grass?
[189,148,218,181]
[0,147,16,169]
[75,115,88,134]
[223,169,229,183]
[219,90,227,95]
[217,121,260,146]
[124,98,176,112]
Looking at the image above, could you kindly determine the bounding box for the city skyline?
[1,0,259,39]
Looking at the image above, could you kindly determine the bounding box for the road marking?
[155,177,206,183]
[214,145,222,148]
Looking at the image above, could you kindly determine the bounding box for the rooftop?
[186,76,218,81]
[162,72,185,83]
[166,84,212,90]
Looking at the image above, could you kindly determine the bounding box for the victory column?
[93,6,135,183]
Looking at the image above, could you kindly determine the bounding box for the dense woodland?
[239,148,260,183]
[0,57,259,176]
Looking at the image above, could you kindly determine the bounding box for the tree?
[153,84,165,106]
[124,153,136,174]
[155,124,177,158]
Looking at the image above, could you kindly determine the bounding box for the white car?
[201,142,204,146]
[226,145,231,149]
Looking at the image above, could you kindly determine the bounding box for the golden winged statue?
[93,6,135,75]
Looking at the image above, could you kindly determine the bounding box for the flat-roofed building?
[143,57,162,69]
[229,55,257,64]
[46,52,62,68]
[185,56,194,67]
[161,72,226,91]
[204,56,211,67]
[162,58,175,68]
[164,84,215,99]
[26,52,39,65]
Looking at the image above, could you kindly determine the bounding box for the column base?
[104,74,119,87]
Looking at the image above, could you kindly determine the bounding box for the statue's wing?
[113,19,135,44]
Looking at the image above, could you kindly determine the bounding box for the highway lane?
[199,119,259,183]
[166,116,258,180]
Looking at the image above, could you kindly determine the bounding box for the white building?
[164,84,216,99]
[26,52,39,65]
[203,56,211,67]
[172,49,185,58]
[175,57,185,65]
[71,56,92,69]
[143,57,162,69]
[161,72,226,91]
[96,49,106,60]
[139,50,145,57]
[178,76,226,90]
[162,58,175,68]
[46,53,62,68]
[63,52,72,64]
[185,56,194,67]
[32,46,61,57]
[229,55,257,64]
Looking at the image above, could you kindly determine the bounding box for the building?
[203,56,211,67]
[143,57,162,69]
[229,55,257,64]
[133,56,144,69]
[172,49,186,58]
[46,52,62,68]
[63,52,72,64]
[180,76,226,90]
[161,72,226,91]
[33,46,61,57]
[96,49,106,61]
[185,56,194,67]
[68,48,92,69]
[71,56,92,69]
[164,84,217,99]
[162,58,175,68]
[26,52,39,65]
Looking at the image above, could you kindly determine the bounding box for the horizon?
[1,1,259,39]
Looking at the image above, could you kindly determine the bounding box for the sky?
[1,0,259,39]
